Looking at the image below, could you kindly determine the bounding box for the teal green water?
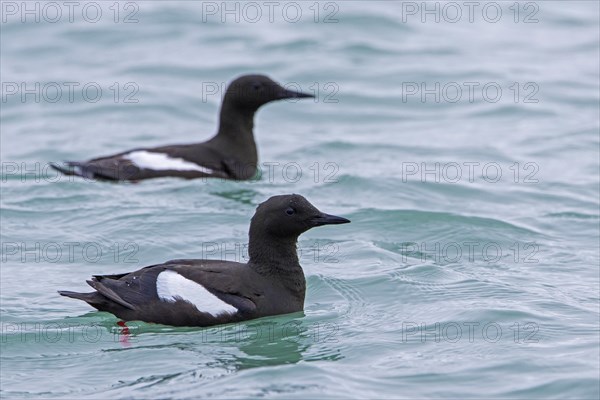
[1,1,599,398]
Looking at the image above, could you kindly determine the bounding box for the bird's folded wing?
[170,263,259,314]
[90,262,257,314]
[89,265,164,309]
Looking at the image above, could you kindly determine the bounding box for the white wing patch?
[156,270,237,316]
[124,151,213,174]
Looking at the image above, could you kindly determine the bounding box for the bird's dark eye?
[252,83,262,91]
[285,207,296,216]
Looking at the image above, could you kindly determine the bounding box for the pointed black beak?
[310,213,351,227]
[277,87,315,99]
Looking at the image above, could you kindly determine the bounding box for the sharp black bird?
[50,75,313,181]
[59,194,350,327]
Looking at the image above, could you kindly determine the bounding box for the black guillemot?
[50,75,313,181]
[59,194,350,327]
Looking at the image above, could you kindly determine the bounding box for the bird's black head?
[224,75,314,111]
[250,194,350,239]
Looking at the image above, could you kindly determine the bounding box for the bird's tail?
[58,290,99,303]
[58,289,124,311]
[50,161,120,181]
[59,284,135,315]
[49,162,84,177]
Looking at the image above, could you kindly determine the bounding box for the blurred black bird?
[50,75,313,181]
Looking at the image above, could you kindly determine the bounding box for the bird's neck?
[206,102,258,179]
[213,102,256,149]
[248,233,306,300]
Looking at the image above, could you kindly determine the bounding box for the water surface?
[1,1,599,398]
